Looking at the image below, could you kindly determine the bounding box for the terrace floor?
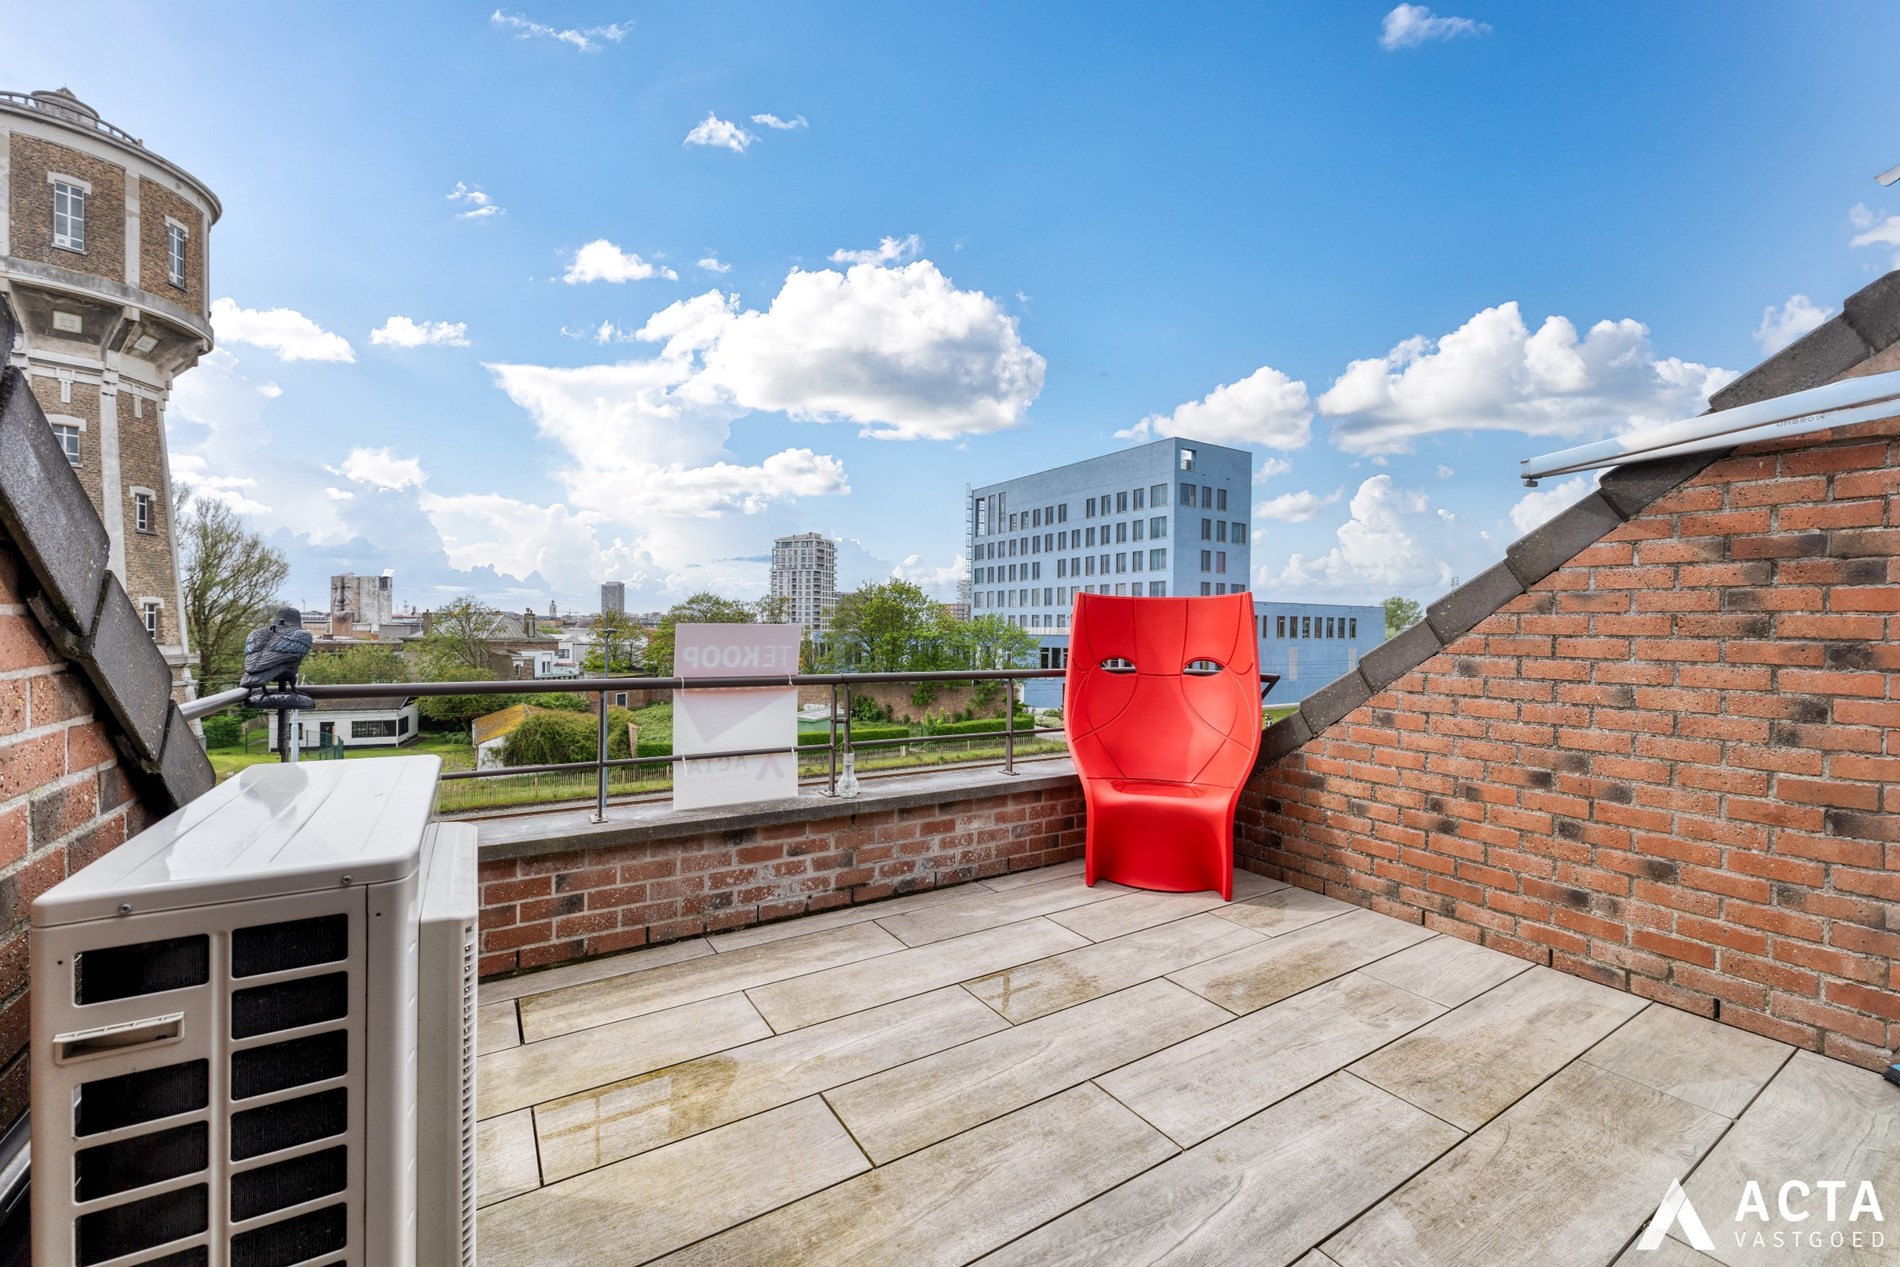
[472,860,1895,1267]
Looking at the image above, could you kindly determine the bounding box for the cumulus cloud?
[829,235,922,266]
[370,316,470,348]
[447,181,502,219]
[1379,4,1491,49]
[1849,203,1900,268]
[685,113,754,152]
[889,552,967,598]
[1116,364,1312,449]
[562,239,678,284]
[1752,294,1830,355]
[1255,488,1342,523]
[751,113,808,130]
[696,254,732,274]
[1318,301,1735,456]
[1273,475,1466,598]
[210,298,355,363]
[1509,473,1597,535]
[341,446,426,491]
[490,10,630,51]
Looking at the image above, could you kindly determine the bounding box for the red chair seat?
[1065,593,1263,900]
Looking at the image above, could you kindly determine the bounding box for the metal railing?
[183,669,1076,822]
[0,91,144,147]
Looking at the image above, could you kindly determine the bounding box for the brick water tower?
[0,86,220,694]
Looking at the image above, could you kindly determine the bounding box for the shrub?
[201,713,243,748]
[849,693,883,722]
[500,711,597,766]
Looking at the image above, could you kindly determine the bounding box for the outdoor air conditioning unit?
[29,755,478,1267]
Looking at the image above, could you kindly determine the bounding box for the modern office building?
[970,436,1382,703]
[330,570,394,628]
[600,580,626,616]
[770,531,838,636]
[1,86,221,695]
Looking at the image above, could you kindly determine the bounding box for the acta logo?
[1638,1179,1714,1252]
[1638,1178,1885,1253]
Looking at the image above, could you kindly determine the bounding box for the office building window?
[1033,562,1041,579]
[1328,617,1337,638]
[1131,551,1144,572]
[1201,518,1212,540]
[1149,581,1167,596]
[1199,549,1212,571]
[1350,617,1358,638]
[1149,548,1166,569]
[1115,552,1127,573]
[1085,497,1096,517]
[1132,487,1145,510]
[1058,504,1068,522]
[1116,491,1128,513]
[1216,521,1228,543]
[1115,521,1127,543]
[52,180,87,251]
[1150,516,1166,538]
[1031,508,1041,528]
[1233,523,1247,544]
[1131,519,1144,541]
[1276,615,1286,638]
[1200,485,1214,508]
[1200,582,1212,595]
[1085,557,1096,575]
[1302,616,1312,638]
[1179,483,1194,505]
[1217,488,1228,512]
[1180,447,1196,471]
[1216,551,1227,574]
[1056,559,1066,578]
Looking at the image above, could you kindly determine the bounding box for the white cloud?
[1273,475,1464,597]
[1254,457,1293,483]
[490,10,630,51]
[1509,473,1598,535]
[370,316,470,348]
[1318,301,1735,456]
[696,254,732,274]
[829,235,922,266]
[447,181,502,219]
[1752,294,1831,355]
[257,382,283,399]
[420,490,621,582]
[341,446,426,491]
[590,320,639,344]
[562,239,678,284]
[1849,204,1900,269]
[889,552,966,598]
[1436,464,1454,479]
[685,113,754,152]
[210,298,355,363]
[1116,364,1312,449]
[751,113,808,130]
[1378,4,1491,49]
[323,487,355,501]
[1255,488,1342,523]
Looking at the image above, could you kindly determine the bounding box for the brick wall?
[6,134,126,282]
[1239,419,1900,1070]
[0,538,157,1128]
[477,784,1084,977]
[136,178,208,316]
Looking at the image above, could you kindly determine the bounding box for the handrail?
[0,91,144,147]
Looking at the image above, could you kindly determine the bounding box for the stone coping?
[472,758,1080,862]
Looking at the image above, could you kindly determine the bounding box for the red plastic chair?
[1065,593,1264,900]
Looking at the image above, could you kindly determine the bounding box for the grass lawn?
[1264,704,1301,724]
[207,732,478,781]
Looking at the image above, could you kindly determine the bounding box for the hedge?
[922,714,1040,737]
[800,724,909,746]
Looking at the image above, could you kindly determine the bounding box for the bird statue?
[241,606,315,709]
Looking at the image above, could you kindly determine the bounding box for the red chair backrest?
[1065,593,1262,787]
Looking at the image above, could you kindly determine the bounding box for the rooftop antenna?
[1878,162,1900,187]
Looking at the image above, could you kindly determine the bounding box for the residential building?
[0,87,220,695]
[266,694,419,752]
[330,570,394,628]
[600,580,626,615]
[970,437,1379,703]
[770,531,838,635]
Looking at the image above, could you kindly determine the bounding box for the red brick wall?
[477,784,1084,977]
[1240,418,1900,1071]
[0,540,158,1127]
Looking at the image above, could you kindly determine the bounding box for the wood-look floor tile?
[647,1085,1177,1267]
[746,918,1089,1031]
[517,921,902,1041]
[479,935,713,1004]
[478,1097,868,1267]
[1347,967,1646,1131]
[704,884,978,952]
[980,858,1087,891]
[975,1072,1461,1267]
[1678,1051,1899,1267]
[1358,934,1532,1008]
[1047,871,1284,942]
[532,986,1008,1182]
[1609,1238,1728,1267]
[1099,972,1444,1147]
[478,1000,520,1054]
[965,912,1264,1024]
[1324,1062,1727,1267]
[1169,907,1434,1014]
[827,978,1230,1163]
[480,992,770,1119]
[1209,885,1358,937]
[476,1109,541,1208]
[1580,1003,1792,1120]
[874,876,1132,947]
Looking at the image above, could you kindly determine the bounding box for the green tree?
[953,613,1037,670]
[641,592,766,675]
[178,490,290,691]
[418,595,502,678]
[583,610,643,675]
[300,643,405,686]
[1383,596,1423,639]
[825,579,944,672]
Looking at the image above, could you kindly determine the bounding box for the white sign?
[672,624,801,811]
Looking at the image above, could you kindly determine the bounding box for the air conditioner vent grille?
[231,1144,348,1222]
[232,1088,348,1161]
[74,934,209,1003]
[230,1200,348,1267]
[233,915,350,978]
[76,1059,209,1135]
[136,1247,210,1266]
[75,1120,208,1201]
[75,1180,208,1265]
[231,972,349,1040]
[231,1030,347,1100]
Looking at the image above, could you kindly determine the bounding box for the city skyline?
[6,4,1898,616]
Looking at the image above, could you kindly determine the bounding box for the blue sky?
[9,2,1900,615]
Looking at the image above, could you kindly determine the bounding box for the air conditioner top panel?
[33,756,444,927]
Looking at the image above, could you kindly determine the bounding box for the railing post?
[592,689,609,824]
[827,683,839,796]
[1002,676,1016,776]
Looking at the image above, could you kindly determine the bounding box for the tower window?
[167,222,189,287]
[134,491,156,534]
[52,422,81,466]
[52,180,87,251]
[141,600,161,639]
